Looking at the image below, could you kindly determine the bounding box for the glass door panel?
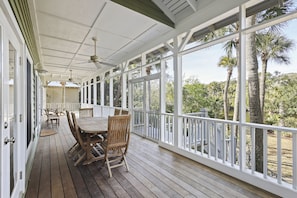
[146,78,160,141]
[131,74,161,141]
[132,81,144,136]
[9,42,17,195]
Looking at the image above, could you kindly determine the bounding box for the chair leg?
[68,142,79,156]
[106,157,113,178]
[74,152,86,166]
[122,155,129,172]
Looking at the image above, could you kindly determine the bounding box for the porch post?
[110,71,113,107]
[160,55,166,142]
[101,81,104,106]
[239,4,247,171]
[122,64,127,109]
[173,36,182,147]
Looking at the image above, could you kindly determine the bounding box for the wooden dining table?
[76,117,108,165]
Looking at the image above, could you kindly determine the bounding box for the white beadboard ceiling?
[28,0,250,83]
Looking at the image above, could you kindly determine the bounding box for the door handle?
[4,137,15,144]
[4,122,8,129]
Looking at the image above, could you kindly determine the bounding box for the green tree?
[183,78,209,113]
[246,0,295,172]
[256,32,294,118]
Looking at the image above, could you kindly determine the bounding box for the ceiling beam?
[111,0,175,28]
[187,0,199,12]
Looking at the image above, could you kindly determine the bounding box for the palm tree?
[246,0,295,172]
[256,32,294,117]
[246,15,264,172]
[218,55,237,120]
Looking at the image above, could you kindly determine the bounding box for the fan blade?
[94,62,102,69]
[98,61,116,67]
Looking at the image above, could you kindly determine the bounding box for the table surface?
[76,117,108,134]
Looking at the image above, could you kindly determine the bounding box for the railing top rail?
[179,114,239,125]
[179,114,297,134]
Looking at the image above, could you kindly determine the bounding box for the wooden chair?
[66,111,81,157]
[79,108,93,118]
[71,112,103,166]
[45,108,60,127]
[101,115,131,177]
[114,108,121,115]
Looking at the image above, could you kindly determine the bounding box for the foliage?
[175,72,297,128]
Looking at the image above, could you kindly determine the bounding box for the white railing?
[87,105,297,196]
[131,110,160,142]
[46,103,80,112]
[164,114,297,197]
[162,113,174,145]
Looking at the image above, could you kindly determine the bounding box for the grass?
[267,133,293,183]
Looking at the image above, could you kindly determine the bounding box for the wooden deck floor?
[25,116,279,198]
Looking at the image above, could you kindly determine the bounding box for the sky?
[180,18,297,84]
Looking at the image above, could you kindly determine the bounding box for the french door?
[0,24,23,198]
[130,73,161,141]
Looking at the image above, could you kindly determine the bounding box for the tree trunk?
[224,68,232,120]
[246,16,264,173]
[260,59,268,119]
[233,41,240,143]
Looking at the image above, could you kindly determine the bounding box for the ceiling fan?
[69,69,74,82]
[88,37,116,69]
[68,70,80,85]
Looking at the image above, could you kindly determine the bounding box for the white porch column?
[110,75,113,107]
[122,72,127,109]
[160,56,166,142]
[101,81,105,106]
[173,36,183,147]
[239,4,247,171]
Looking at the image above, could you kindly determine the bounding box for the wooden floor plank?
[129,150,211,197]
[88,163,117,198]
[50,135,64,198]
[25,116,280,198]
[131,137,244,197]
[117,167,157,198]
[25,137,43,198]
[77,165,103,197]
[58,124,91,198]
[127,154,185,198]
[38,137,51,198]
[55,131,77,198]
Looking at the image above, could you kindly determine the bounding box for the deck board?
[25,116,280,198]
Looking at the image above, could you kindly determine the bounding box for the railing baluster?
[201,120,204,156]
[207,121,211,158]
[188,118,192,151]
[183,117,187,149]
[277,130,282,184]
[222,123,226,163]
[251,127,255,174]
[231,125,234,166]
[293,133,297,189]
[215,122,218,160]
[193,119,197,153]
[263,129,268,179]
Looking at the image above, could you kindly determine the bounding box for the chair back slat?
[71,112,85,146]
[107,115,131,147]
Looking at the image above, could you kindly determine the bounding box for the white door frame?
[130,73,161,138]
[0,6,24,198]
